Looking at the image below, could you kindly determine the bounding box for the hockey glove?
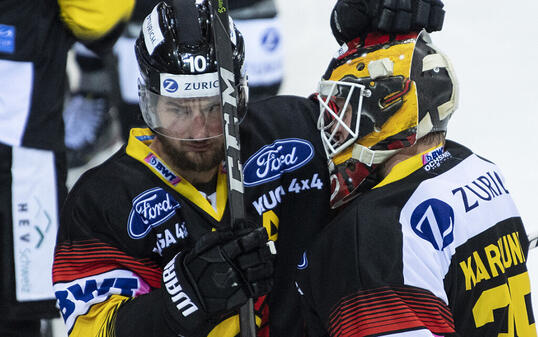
[162,227,275,336]
[330,0,445,44]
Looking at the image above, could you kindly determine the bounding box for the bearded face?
[156,133,225,172]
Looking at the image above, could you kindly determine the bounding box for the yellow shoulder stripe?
[59,0,135,40]
[375,144,442,189]
[69,295,129,337]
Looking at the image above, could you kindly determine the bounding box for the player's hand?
[331,0,445,44]
[161,226,276,335]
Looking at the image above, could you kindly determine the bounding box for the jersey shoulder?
[61,146,160,240]
[244,95,318,129]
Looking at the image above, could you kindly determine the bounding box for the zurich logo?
[261,28,280,52]
[297,252,308,270]
[163,79,179,93]
[128,188,181,239]
[410,198,455,250]
[243,138,314,187]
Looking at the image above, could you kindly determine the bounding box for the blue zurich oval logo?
[128,187,181,239]
[261,27,280,52]
[243,138,314,187]
[163,79,179,93]
[410,198,455,250]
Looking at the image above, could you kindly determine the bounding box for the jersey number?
[472,272,536,336]
[184,55,207,73]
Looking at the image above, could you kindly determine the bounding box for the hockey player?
[63,0,162,168]
[295,30,536,336]
[52,1,309,336]
[0,0,133,336]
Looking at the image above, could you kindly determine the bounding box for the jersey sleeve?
[52,166,269,337]
[58,0,134,41]
[295,205,457,337]
[52,172,175,336]
[53,237,170,336]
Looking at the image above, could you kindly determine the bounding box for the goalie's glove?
[331,0,445,45]
[162,226,276,336]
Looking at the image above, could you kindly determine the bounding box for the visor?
[139,80,224,141]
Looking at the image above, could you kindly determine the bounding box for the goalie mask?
[317,31,458,208]
[135,0,247,141]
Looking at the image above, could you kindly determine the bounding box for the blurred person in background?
[62,0,161,168]
[230,0,284,101]
[0,0,133,336]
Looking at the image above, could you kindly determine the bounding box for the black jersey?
[0,0,73,150]
[296,141,535,337]
[241,96,331,336]
[0,0,131,322]
[53,95,330,336]
[0,0,132,150]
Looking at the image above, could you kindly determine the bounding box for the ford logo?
[128,188,180,239]
[243,138,314,187]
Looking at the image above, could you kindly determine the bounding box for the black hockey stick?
[208,1,256,336]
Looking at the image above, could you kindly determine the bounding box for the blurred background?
[54,0,538,335]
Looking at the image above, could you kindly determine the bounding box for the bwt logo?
[410,198,455,250]
[243,138,314,186]
[145,153,181,185]
[261,28,280,52]
[128,188,181,239]
[163,79,179,93]
[56,277,138,321]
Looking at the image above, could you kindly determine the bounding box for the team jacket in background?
[0,0,133,151]
[52,96,331,336]
[296,141,536,337]
[0,0,133,321]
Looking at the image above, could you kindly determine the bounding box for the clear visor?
[139,81,223,141]
[317,80,367,158]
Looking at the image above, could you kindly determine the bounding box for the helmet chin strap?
[350,143,399,166]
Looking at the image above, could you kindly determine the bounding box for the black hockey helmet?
[135,0,247,140]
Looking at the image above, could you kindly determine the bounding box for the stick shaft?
[208,1,256,336]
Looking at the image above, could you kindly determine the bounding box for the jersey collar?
[374,143,444,189]
[126,128,227,221]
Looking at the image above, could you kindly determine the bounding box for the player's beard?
[157,134,225,172]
